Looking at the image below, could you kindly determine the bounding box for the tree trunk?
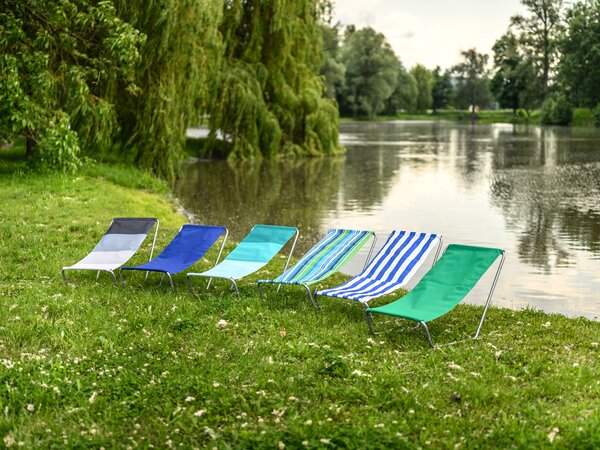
[26,134,37,159]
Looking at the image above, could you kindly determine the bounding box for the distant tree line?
[0,0,341,178]
[322,0,600,126]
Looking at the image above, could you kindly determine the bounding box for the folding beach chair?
[186,224,299,296]
[315,230,442,305]
[257,229,376,309]
[365,244,505,348]
[119,225,228,289]
[61,218,159,286]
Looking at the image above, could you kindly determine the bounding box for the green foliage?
[113,0,223,179]
[510,0,563,97]
[0,0,143,172]
[452,49,493,113]
[431,67,454,113]
[515,108,529,122]
[338,27,399,118]
[541,96,573,125]
[319,23,345,99]
[384,70,418,115]
[594,104,600,127]
[559,0,600,108]
[207,0,341,159]
[409,65,434,113]
[491,32,540,114]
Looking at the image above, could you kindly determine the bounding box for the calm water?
[178,122,600,320]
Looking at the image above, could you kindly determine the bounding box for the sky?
[333,0,526,70]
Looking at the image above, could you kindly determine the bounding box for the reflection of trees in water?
[176,158,344,250]
[490,126,600,270]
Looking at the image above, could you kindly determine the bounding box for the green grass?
[0,144,599,448]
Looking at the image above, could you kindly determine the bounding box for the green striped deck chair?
[258,229,376,309]
[366,244,505,347]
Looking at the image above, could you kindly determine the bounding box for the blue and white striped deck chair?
[315,230,443,305]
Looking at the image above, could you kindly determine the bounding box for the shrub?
[515,108,529,123]
[541,96,573,126]
[594,104,600,127]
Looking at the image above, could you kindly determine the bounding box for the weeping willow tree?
[207,0,342,159]
[113,0,223,180]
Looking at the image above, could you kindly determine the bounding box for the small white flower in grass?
[4,434,15,447]
[591,342,598,348]
[542,321,551,328]
[374,423,385,428]
[408,409,415,414]
[304,419,313,426]
[216,319,228,329]
[447,372,460,382]
[193,410,206,417]
[213,382,221,388]
[548,427,559,443]
[448,362,462,371]
[204,427,216,439]
[26,404,35,412]
[185,396,195,402]
[302,441,309,446]
[288,396,298,401]
[278,442,285,449]
[320,438,331,444]
[89,392,97,404]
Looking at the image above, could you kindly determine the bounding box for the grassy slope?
[0,145,599,449]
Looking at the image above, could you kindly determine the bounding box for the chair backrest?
[90,218,157,252]
[144,225,226,273]
[274,229,373,284]
[70,218,158,270]
[372,244,504,322]
[225,225,297,263]
[359,231,440,284]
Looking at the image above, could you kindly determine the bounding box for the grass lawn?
[0,144,599,449]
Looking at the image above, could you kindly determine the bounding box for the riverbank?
[341,108,597,127]
[1,144,599,448]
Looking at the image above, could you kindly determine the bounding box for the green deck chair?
[186,224,298,297]
[365,244,505,348]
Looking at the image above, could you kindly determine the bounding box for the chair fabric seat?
[259,229,374,287]
[121,225,226,275]
[316,231,441,303]
[366,244,504,323]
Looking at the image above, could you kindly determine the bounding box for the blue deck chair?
[315,230,443,305]
[119,224,228,289]
[257,229,376,309]
[186,224,299,296]
[62,218,159,286]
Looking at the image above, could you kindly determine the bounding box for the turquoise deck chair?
[257,229,376,309]
[366,244,505,348]
[186,224,298,296]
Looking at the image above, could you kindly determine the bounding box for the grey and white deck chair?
[61,218,159,286]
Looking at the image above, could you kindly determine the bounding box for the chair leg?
[61,269,68,285]
[230,278,239,298]
[108,270,117,287]
[186,275,195,294]
[365,312,383,335]
[166,273,174,290]
[119,269,126,287]
[257,282,265,299]
[419,321,435,348]
[303,284,321,310]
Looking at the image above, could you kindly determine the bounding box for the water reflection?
[179,122,600,319]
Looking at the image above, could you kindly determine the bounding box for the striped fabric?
[259,229,374,286]
[316,230,441,304]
